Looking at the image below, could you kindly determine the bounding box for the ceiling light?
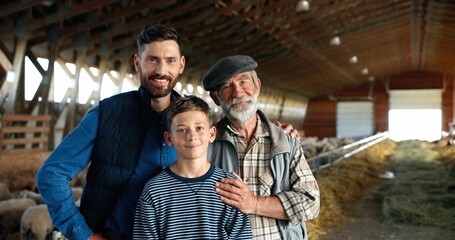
[197,86,204,95]
[361,68,369,75]
[175,82,182,91]
[187,83,193,93]
[349,56,358,63]
[296,0,310,12]
[330,36,341,46]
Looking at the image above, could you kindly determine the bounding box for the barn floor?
[319,184,455,240]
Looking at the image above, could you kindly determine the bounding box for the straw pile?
[381,140,455,230]
[306,139,397,240]
[433,138,455,168]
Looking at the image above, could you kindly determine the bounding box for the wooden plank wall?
[302,99,336,137]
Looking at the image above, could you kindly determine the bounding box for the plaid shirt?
[226,115,319,240]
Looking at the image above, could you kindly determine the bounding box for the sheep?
[20,204,54,240]
[52,230,68,240]
[0,198,37,239]
[19,190,45,204]
[0,182,12,201]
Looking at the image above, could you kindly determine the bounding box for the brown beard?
[142,73,178,98]
[147,84,172,98]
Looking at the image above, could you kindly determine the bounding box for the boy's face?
[164,110,216,161]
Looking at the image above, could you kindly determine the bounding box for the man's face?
[134,40,185,98]
[216,72,260,123]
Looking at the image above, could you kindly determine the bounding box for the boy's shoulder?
[213,165,238,180]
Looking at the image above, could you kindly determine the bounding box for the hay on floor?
[307,139,397,240]
[381,140,455,230]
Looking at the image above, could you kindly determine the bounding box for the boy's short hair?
[166,95,211,127]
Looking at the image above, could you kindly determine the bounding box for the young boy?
[133,95,253,240]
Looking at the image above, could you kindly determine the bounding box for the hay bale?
[433,139,455,168]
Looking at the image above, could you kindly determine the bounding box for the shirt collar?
[226,113,269,138]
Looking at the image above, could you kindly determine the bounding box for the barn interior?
[1,1,455,240]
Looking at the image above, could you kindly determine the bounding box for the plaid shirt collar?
[225,113,269,139]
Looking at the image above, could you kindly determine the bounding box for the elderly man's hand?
[215,172,258,214]
[275,121,300,138]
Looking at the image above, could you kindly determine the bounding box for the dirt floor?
[319,185,455,240]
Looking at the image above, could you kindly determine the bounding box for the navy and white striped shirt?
[133,164,253,240]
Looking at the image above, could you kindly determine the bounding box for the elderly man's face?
[217,72,260,123]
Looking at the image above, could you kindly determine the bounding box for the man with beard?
[36,24,185,240]
[204,55,320,240]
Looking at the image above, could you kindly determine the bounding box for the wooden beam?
[0,35,28,114]
[26,25,60,115]
[1,0,116,39]
[419,0,435,70]
[85,56,107,104]
[27,0,170,47]
[0,43,13,72]
[0,0,43,18]
[63,44,86,137]
[59,1,214,53]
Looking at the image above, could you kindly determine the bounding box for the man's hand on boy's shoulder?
[275,121,300,138]
[216,172,257,215]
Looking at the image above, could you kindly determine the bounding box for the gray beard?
[221,97,258,124]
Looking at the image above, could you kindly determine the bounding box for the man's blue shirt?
[104,107,176,239]
[36,104,176,239]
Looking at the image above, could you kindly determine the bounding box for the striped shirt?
[133,164,253,240]
[227,115,319,240]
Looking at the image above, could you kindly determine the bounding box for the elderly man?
[204,55,320,240]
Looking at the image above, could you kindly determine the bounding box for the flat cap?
[203,55,257,91]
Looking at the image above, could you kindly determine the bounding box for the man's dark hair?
[137,24,183,55]
[166,95,211,127]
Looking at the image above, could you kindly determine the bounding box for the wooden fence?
[0,114,51,154]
